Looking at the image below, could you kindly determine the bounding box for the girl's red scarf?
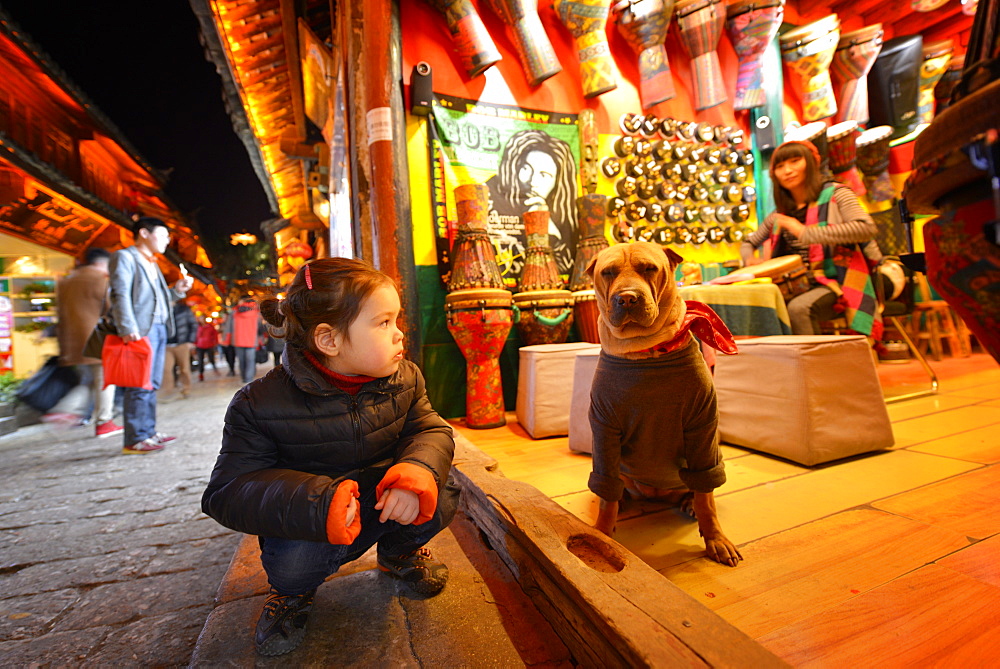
[303,350,376,395]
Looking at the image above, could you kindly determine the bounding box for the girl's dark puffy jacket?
[202,344,455,542]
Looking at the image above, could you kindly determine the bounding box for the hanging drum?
[826,121,864,197]
[615,0,678,108]
[725,0,785,110]
[424,0,502,78]
[780,13,841,122]
[830,23,883,126]
[675,0,728,111]
[554,0,618,98]
[482,0,562,86]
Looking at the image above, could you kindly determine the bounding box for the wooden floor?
[451,351,1000,667]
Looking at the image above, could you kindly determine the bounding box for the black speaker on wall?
[868,35,923,139]
[410,62,434,116]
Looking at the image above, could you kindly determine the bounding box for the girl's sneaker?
[377,547,449,595]
[255,589,316,656]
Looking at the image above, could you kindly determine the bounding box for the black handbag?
[255,346,269,364]
[82,313,117,360]
[15,356,80,412]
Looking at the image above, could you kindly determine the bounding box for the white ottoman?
[714,335,894,466]
[516,342,601,439]
[568,349,602,453]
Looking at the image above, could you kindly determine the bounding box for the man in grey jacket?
[108,217,193,454]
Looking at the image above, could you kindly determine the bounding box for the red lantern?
[284,241,313,259]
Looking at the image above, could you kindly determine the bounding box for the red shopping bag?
[102,335,154,389]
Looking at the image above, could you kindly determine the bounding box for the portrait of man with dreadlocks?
[485,129,578,281]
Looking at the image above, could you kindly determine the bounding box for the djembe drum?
[482,0,562,86]
[425,0,502,78]
[830,23,883,125]
[675,0,727,110]
[615,0,677,108]
[725,0,785,110]
[904,78,1000,362]
[826,121,864,196]
[514,209,574,344]
[917,39,953,125]
[445,290,513,428]
[553,0,617,98]
[785,121,831,178]
[446,184,512,428]
[856,125,895,212]
[780,13,841,122]
[569,194,609,344]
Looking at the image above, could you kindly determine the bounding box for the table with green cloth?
[679,282,791,337]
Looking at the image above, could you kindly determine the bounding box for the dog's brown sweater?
[588,336,726,502]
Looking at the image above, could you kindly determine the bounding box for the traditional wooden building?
[0,8,220,372]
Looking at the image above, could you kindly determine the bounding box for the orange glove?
[375,463,439,525]
[326,479,361,544]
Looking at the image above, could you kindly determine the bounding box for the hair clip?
[304,264,313,290]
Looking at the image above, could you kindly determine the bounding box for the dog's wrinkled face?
[587,242,685,351]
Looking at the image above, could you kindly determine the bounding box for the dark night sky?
[1,1,273,242]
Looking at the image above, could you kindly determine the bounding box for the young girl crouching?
[202,258,459,657]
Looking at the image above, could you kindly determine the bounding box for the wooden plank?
[660,508,971,639]
[937,535,1000,588]
[873,464,1000,539]
[758,564,1000,666]
[452,436,787,668]
[908,421,1000,464]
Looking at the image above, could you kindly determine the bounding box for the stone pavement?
[0,363,572,667]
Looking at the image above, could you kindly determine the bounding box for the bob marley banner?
[429,95,579,288]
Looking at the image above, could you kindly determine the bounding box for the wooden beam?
[452,435,789,668]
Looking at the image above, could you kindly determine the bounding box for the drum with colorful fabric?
[445,289,514,428]
[856,125,895,211]
[911,0,948,10]
[904,78,1000,362]
[675,0,727,110]
[513,289,575,345]
[917,39,953,125]
[826,121,864,196]
[482,0,562,86]
[780,14,841,122]
[554,0,617,98]
[615,0,677,108]
[830,23,883,125]
[725,0,785,110]
[572,289,600,343]
[425,0,502,78]
[449,184,506,291]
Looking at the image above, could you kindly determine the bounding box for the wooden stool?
[910,275,966,360]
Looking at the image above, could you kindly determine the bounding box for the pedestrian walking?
[218,311,237,376]
[45,247,123,438]
[161,299,197,401]
[196,318,221,381]
[108,217,193,454]
[264,332,285,366]
[201,258,458,656]
[229,295,263,384]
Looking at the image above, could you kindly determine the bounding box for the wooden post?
[359,0,422,365]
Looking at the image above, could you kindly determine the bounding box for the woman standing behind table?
[741,139,882,336]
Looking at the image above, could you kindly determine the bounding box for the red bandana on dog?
[639,301,739,356]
